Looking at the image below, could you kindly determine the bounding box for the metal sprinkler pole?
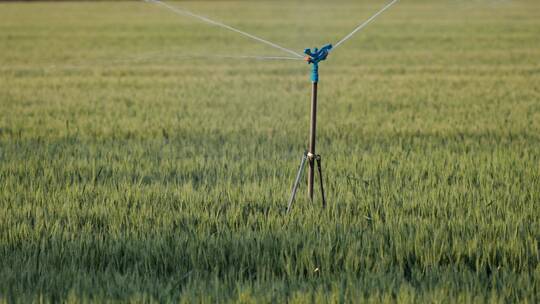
[308,79,318,200]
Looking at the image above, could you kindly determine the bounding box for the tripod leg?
[287,151,308,213]
[315,155,327,208]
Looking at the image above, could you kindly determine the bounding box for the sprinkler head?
[304,44,333,65]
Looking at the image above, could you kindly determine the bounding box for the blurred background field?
[0,0,539,302]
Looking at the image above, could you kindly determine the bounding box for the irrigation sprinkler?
[286,44,332,213]
[285,0,399,212]
[146,0,399,213]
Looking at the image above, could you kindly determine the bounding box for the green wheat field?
[1,0,539,302]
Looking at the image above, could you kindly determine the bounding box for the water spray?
[146,0,303,59]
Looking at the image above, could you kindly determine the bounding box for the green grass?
[1,0,539,302]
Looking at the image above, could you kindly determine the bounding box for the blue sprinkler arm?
[304,44,333,82]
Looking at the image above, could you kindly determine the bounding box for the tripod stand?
[287,151,326,213]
